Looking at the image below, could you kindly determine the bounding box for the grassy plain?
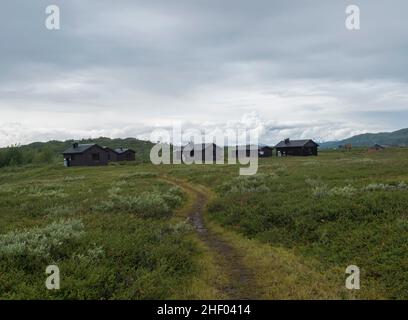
[0,148,407,299]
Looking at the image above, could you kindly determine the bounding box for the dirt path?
[181,182,258,300]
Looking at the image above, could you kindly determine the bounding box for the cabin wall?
[276,146,318,156]
[179,146,224,163]
[117,151,136,161]
[259,147,273,157]
[105,149,118,162]
[64,145,109,166]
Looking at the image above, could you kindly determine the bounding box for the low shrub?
[74,245,105,264]
[0,219,84,260]
[63,175,85,182]
[92,186,185,218]
[306,179,357,198]
[219,174,272,194]
[162,186,184,208]
[122,192,171,218]
[45,205,75,217]
[329,185,357,197]
[18,184,67,198]
[120,172,158,179]
[364,182,408,191]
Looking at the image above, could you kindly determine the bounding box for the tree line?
[0,145,57,168]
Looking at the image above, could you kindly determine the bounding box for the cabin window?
[92,153,100,161]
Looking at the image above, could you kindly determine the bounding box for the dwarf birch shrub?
[364,182,408,191]
[63,175,85,182]
[19,184,67,198]
[303,160,319,167]
[162,186,184,208]
[312,185,330,198]
[93,186,185,218]
[45,205,75,217]
[120,172,158,179]
[329,185,357,197]
[306,179,357,198]
[108,186,122,198]
[305,178,330,198]
[308,179,408,199]
[0,219,84,260]
[0,183,14,193]
[120,192,170,218]
[219,174,271,194]
[92,200,116,212]
[167,221,193,235]
[75,245,105,264]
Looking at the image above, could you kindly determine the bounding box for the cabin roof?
[275,139,318,148]
[238,144,273,150]
[181,143,222,150]
[114,148,135,154]
[370,144,385,149]
[63,144,95,154]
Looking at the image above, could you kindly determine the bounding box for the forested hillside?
[320,128,408,149]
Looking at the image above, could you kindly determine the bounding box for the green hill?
[320,128,408,149]
[0,137,155,168]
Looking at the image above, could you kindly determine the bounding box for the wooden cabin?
[258,145,273,157]
[235,145,274,158]
[103,147,118,162]
[175,143,224,163]
[63,143,136,166]
[114,148,136,161]
[63,143,109,166]
[275,139,319,156]
[368,144,385,152]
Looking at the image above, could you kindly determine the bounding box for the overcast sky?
[0,0,407,146]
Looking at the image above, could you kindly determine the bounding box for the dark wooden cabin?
[114,148,136,162]
[368,144,385,151]
[275,139,319,156]
[63,143,109,166]
[175,143,224,163]
[258,146,273,157]
[103,147,118,162]
[235,145,274,158]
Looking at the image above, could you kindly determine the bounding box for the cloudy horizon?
[1,0,407,147]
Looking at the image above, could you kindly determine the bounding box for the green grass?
[0,148,407,299]
[0,165,197,299]
[204,149,408,299]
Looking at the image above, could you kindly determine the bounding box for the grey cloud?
[0,1,407,147]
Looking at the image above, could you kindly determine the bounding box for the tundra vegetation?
[0,148,407,299]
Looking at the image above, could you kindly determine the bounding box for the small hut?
[275,139,319,156]
[114,148,136,161]
[368,144,385,151]
[63,143,109,167]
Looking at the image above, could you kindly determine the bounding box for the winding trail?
[178,181,258,300]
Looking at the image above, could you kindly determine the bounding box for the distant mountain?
[320,128,408,149]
